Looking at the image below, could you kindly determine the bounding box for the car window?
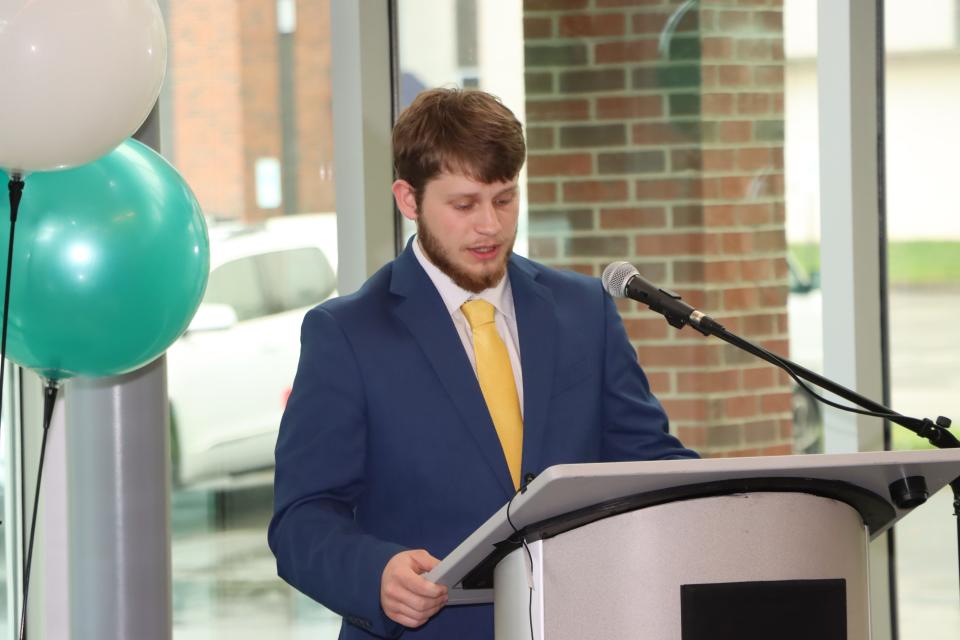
[203,256,270,321]
[258,247,336,314]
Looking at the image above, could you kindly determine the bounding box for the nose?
[474,201,502,236]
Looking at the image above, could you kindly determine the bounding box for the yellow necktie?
[461,299,523,489]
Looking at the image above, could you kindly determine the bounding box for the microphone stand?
[654,306,960,600]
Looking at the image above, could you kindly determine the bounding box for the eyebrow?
[446,185,519,199]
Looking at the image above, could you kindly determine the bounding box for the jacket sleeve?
[268,306,407,638]
[598,290,700,462]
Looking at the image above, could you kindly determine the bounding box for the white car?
[166,213,338,489]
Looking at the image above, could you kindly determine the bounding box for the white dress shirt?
[412,237,524,415]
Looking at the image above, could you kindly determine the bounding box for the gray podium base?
[494,492,870,640]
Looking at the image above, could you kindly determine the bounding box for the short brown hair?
[392,88,526,207]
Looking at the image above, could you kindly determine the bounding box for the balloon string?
[18,380,58,640]
[0,177,23,487]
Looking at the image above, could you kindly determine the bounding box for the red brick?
[527,153,593,177]
[742,312,778,334]
[701,65,719,88]
[635,177,703,200]
[720,232,754,253]
[759,444,793,456]
[632,122,701,145]
[528,237,558,259]
[677,369,742,393]
[623,317,670,340]
[737,93,772,115]
[553,263,595,276]
[720,176,756,199]
[636,343,723,368]
[524,16,552,39]
[717,121,752,143]
[559,13,626,37]
[743,367,776,389]
[702,149,736,172]
[739,202,774,225]
[600,206,667,229]
[725,396,759,419]
[528,182,557,204]
[597,96,663,119]
[754,65,785,85]
[645,370,671,393]
[635,233,707,255]
[737,147,775,170]
[670,148,701,172]
[758,286,788,308]
[745,420,778,443]
[526,0,587,10]
[754,229,786,251]
[702,37,734,60]
[704,204,737,226]
[562,180,629,202]
[595,40,660,64]
[526,99,590,121]
[527,127,555,150]
[704,260,741,283]
[718,10,751,31]
[718,65,752,86]
[661,398,710,421]
[565,236,629,257]
[761,392,792,414]
[740,258,775,281]
[772,41,785,60]
[632,12,668,34]
[737,39,774,60]
[677,426,707,448]
[723,287,759,310]
[703,92,735,116]
[598,0,665,6]
[755,10,784,32]
[706,424,743,447]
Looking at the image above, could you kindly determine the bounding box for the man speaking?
[268,88,698,639]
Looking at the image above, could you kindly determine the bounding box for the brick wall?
[523,0,792,457]
[166,0,334,221]
[167,0,246,219]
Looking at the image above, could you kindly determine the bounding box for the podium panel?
[495,492,869,640]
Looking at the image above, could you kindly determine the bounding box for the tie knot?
[461,299,496,329]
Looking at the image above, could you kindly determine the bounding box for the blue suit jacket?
[268,244,698,639]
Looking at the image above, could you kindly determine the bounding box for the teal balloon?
[0,139,209,380]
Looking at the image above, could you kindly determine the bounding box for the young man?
[269,88,698,639]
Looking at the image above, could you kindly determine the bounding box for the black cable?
[506,487,535,640]
[18,381,59,640]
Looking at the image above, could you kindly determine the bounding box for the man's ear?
[392,180,419,221]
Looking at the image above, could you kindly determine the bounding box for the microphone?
[601,261,723,335]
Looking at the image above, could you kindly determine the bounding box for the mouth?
[467,244,501,261]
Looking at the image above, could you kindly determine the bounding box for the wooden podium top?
[427,449,960,604]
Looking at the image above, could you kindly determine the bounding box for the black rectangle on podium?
[681,578,846,640]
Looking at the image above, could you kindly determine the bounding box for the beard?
[417,217,514,293]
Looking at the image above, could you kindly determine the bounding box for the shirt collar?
[412,235,515,321]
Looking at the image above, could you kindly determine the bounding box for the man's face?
[396,172,520,293]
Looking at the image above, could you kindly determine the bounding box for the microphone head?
[601,261,638,298]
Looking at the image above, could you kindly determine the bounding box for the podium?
[426,450,960,640]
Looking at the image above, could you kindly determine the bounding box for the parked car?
[166,213,338,489]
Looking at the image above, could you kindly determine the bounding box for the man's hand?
[380,549,448,628]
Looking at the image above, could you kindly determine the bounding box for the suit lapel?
[390,245,516,498]
[507,257,557,479]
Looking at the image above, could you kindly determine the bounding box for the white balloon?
[0,0,167,173]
